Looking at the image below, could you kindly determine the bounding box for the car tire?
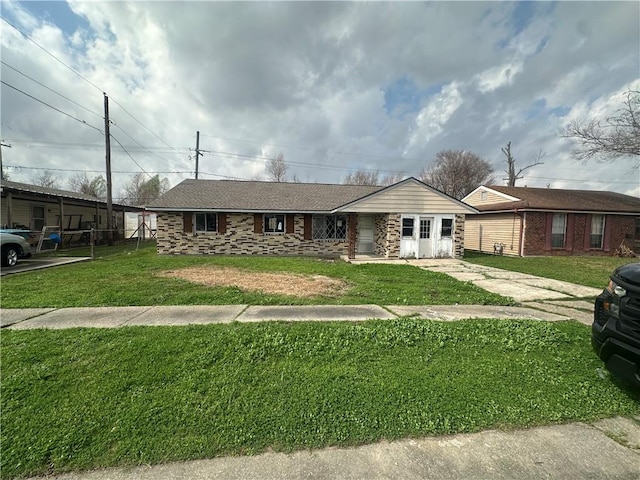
[2,246,19,267]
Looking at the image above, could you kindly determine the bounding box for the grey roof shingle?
[476,185,640,213]
[147,179,384,212]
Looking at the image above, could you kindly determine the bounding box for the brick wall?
[157,212,348,256]
[522,212,636,256]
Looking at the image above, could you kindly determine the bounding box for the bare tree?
[561,89,640,164]
[266,153,288,182]
[343,169,380,185]
[68,173,107,199]
[419,150,495,199]
[380,172,405,186]
[502,142,544,187]
[121,173,170,206]
[32,170,60,189]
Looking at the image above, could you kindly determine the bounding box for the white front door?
[357,215,374,253]
[418,217,433,258]
[399,216,417,258]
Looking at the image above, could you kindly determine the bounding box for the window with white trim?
[195,212,217,232]
[264,214,285,234]
[312,215,347,240]
[440,218,453,237]
[551,214,566,248]
[590,214,605,249]
[402,218,414,238]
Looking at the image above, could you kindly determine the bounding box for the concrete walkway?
[25,417,640,480]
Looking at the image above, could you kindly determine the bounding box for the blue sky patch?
[549,106,570,117]
[383,76,444,118]
[526,98,547,119]
[19,1,90,36]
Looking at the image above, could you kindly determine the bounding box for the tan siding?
[464,213,522,256]
[465,189,518,207]
[344,182,471,214]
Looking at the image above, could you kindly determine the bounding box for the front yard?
[0,242,510,308]
[463,251,638,289]
[2,320,639,478]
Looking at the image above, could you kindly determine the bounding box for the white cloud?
[0,0,638,197]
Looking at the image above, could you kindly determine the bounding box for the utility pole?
[194,131,202,179]
[104,93,114,245]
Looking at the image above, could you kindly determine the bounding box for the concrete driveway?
[1,256,91,276]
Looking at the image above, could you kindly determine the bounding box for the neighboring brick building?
[146,177,477,259]
[462,185,640,257]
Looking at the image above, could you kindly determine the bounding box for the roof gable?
[334,177,477,214]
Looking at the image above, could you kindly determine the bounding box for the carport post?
[90,228,95,259]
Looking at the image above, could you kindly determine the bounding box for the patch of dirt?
[157,266,348,297]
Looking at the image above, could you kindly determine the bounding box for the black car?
[592,262,640,387]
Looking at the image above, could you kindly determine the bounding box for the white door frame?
[418,216,434,258]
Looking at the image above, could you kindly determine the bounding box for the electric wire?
[1,60,103,119]
[1,80,103,134]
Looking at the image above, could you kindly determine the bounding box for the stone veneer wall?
[157,212,348,256]
[373,214,388,257]
[454,214,465,259]
[386,213,401,258]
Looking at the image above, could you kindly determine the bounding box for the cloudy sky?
[1,0,639,201]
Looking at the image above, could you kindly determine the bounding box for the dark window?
[264,214,285,234]
[440,218,453,237]
[590,214,605,249]
[551,214,566,248]
[312,215,347,240]
[402,218,414,237]
[194,213,217,232]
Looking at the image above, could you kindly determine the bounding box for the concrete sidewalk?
[26,417,640,480]
[2,303,576,330]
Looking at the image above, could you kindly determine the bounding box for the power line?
[1,16,103,93]
[1,80,103,134]
[6,138,190,153]
[4,164,191,174]
[109,134,150,176]
[1,60,103,119]
[199,132,424,163]
[2,16,185,161]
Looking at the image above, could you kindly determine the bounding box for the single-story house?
[0,180,142,245]
[146,177,478,259]
[462,185,640,256]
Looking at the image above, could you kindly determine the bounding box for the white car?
[1,232,33,267]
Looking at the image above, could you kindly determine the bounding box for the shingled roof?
[147,179,384,212]
[475,186,640,214]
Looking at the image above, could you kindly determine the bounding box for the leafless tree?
[380,172,405,186]
[121,173,170,206]
[68,173,107,199]
[419,150,495,199]
[343,169,380,185]
[32,170,60,189]
[561,89,640,165]
[266,153,288,182]
[502,142,544,187]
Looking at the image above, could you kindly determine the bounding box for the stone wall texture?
[454,214,465,259]
[157,212,348,256]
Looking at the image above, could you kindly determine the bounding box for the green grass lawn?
[463,251,638,289]
[1,243,510,308]
[2,320,638,478]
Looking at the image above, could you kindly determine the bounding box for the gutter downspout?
[518,210,525,257]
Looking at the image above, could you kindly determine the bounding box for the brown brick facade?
[157,212,349,256]
[522,212,635,256]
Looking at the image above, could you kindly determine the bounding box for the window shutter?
[254,213,263,234]
[218,213,227,234]
[583,214,592,251]
[565,214,575,251]
[544,213,553,250]
[603,215,611,252]
[303,214,312,240]
[286,214,295,234]
[183,212,192,233]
